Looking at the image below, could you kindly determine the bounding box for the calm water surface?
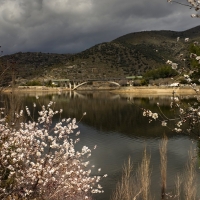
[21,91,200,200]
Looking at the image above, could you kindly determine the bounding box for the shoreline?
[2,86,199,96]
[110,86,198,95]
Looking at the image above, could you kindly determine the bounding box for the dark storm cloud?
[93,0,173,19]
[0,0,199,55]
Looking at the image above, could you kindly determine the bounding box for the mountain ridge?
[1,25,200,84]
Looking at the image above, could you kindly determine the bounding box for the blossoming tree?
[0,98,106,200]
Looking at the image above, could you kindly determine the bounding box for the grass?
[111,148,152,200]
[159,135,168,200]
[175,173,182,200]
[111,135,198,200]
[110,157,140,200]
[184,149,197,200]
[137,148,152,200]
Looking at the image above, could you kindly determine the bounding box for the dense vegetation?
[189,44,200,81]
[144,66,178,80]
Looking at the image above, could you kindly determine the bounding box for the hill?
[1,26,200,84]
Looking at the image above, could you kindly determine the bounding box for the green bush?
[26,80,42,86]
[144,66,178,80]
[45,80,52,87]
[189,44,200,79]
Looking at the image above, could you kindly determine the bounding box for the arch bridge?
[69,78,122,90]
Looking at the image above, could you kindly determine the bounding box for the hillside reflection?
[21,91,196,138]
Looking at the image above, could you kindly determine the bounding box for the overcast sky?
[0,0,200,55]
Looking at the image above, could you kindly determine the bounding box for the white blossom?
[171,63,178,69]
[191,14,196,17]
[196,56,200,60]
[185,38,189,42]
[162,121,167,126]
[166,60,172,65]
[177,121,182,127]
[152,113,158,120]
[0,101,105,199]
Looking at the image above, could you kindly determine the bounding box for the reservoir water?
[19,91,200,199]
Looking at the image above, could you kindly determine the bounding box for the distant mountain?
[1,26,200,83]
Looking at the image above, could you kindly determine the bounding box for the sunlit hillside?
[1,25,200,84]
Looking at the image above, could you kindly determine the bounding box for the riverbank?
[2,85,116,93]
[2,85,199,96]
[111,86,198,96]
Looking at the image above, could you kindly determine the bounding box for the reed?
[137,148,152,200]
[183,149,197,200]
[111,148,152,200]
[159,135,168,199]
[111,140,199,200]
[175,173,182,200]
[110,157,140,200]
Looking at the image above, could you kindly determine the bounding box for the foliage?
[45,80,53,87]
[189,44,200,79]
[144,66,178,80]
[189,44,200,56]
[0,98,106,199]
[26,80,43,86]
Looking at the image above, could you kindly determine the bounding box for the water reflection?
[21,91,195,139]
[15,91,200,200]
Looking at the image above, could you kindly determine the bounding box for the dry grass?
[111,135,199,200]
[173,149,197,200]
[137,148,152,200]
[110,157,141,200]
[159,135,168,199]
[111,148,152,200]
[183,149,197,200]
[175,174,182,200]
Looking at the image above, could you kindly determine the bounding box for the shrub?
[144,66,178,80]
[0,98,106,199]
[26,80,42,86]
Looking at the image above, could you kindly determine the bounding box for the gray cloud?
[0,0,199,55]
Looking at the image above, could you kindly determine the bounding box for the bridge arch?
[71,80,121,90]
[107,81,120,87]
[72,82,88,90]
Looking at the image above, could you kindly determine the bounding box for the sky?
[0,0,200,55]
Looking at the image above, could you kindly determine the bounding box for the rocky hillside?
[1,25,200,84]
